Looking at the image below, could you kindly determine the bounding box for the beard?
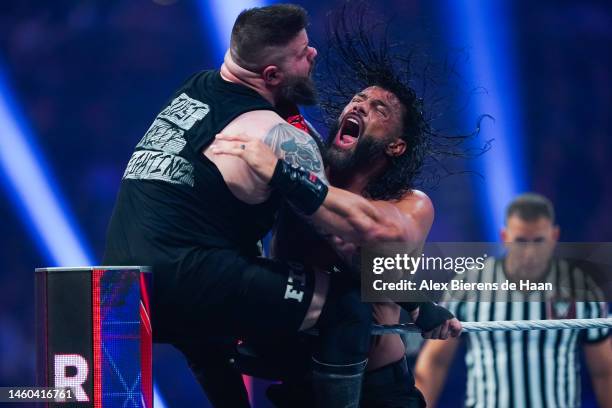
[325,121,389,174]
[277,74,318,106]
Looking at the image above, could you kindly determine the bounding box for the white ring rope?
[372,317,612,335]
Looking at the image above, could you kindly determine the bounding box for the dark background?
[1,0,610,406]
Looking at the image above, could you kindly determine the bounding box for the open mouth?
[334,114,362,149]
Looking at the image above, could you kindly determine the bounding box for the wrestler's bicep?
[262,123,329,185]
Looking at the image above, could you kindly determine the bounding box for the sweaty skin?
[272,190,434,370]
[211,86,462,339]
[206,114,331,331]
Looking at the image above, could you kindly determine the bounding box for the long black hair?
[316,2,491,200]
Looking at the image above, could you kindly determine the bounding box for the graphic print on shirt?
[123,150,195,186]
[136,119,187,155]
[124,93,210,186]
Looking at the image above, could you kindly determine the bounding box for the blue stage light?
[0,68,92,266]
[443,0,527,240]
[198,0,268,62]
[0,66,168,408]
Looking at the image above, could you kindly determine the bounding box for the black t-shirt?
[104,70,280,315]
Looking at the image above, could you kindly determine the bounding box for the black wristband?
[269,159,328,215]
[414,302,454,332]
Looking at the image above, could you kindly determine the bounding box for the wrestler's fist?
[211,133,278,184]
[421,317,462,340]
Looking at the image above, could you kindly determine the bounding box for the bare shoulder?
[395,189,435,225]
[221,110,322,164]
[221,109,286,140]
[203,109,285,204]
[256,122,327,181]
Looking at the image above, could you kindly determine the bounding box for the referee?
[415,193,612,407]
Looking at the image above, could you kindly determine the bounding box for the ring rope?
[372,317,612,335]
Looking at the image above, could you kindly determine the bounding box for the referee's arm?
[414,336,461,407]
[584,336,612,408]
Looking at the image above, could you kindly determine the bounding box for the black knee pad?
[315,274,373,365]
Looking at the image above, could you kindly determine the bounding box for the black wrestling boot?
[311,358,367,408]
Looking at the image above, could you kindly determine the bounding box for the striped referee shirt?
[444,257,610,408]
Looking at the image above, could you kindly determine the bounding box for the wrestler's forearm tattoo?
[263,123,329,185]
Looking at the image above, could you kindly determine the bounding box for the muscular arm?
[318,188,433,247]
[414,337,461,407]
[262,123,328,182]
[212,117,433,248]
[584,337,612,408]
[205,110,287,204]
[260,123,433,247]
